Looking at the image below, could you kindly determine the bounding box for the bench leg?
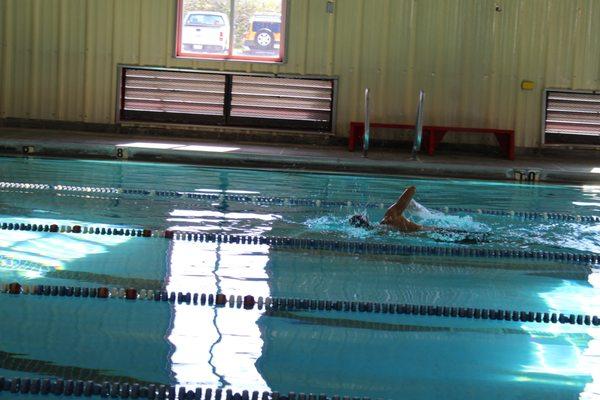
[428,130,446,156]
[428,130,436,156]
[348,130,356,151]
[422,130,431,153]
[508,134,515,160]
[348,123,365,152]
[494,133,514,160]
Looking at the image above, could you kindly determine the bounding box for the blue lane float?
[0,376,300,400]
[1,181,598,223]
[176,232,599,266]
[0,220,151,237]
[2,282,599,327]
[429,207,600,223]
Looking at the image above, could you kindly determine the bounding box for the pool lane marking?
[0,255,164,289]
[270,310,593,337]
[2,282,599,327]
[0,221,598,265]
[1,181,598,223]
[0,350,158,389]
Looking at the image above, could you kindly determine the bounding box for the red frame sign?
[175,0,286,63]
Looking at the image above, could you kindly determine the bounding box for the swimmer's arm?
[382,186,416,221]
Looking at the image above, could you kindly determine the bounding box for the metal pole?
[410,90,425,160]
[363,88,370,157]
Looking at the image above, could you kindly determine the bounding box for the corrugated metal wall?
[2,0,600,148]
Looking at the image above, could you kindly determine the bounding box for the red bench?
[348,121,515,160]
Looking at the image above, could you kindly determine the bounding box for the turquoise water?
[0,156,599,399]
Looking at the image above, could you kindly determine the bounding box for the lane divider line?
[0,375,331,400]
[1,221,598,265]
[2,282,599,327]
[174,232,599,265]
[1,181,598,223]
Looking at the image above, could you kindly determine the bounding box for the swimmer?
[349,186,424,231]
[349,186,488,243]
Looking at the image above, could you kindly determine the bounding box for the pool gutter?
[0,127,598,184]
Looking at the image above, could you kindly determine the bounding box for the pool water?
[0,156,599,399]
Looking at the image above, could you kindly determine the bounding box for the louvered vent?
[229,75,334,131]
[120,68,226,125]
[119,67,335,132]
[544,90,600,145]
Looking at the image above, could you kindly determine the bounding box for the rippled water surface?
[0,156,599,400]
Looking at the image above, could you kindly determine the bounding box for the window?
[176,0,286,62]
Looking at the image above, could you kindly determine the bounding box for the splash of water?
[408,200,489,232]
[304,200,490,244]
[304,215,375,239]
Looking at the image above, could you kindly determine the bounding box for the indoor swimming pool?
[0,156,599,399]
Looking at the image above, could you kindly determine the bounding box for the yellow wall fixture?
[521,81,535,91]
[1,0,600,149]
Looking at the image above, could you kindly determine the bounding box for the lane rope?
[2,282,599,327]
[0,221,598,265]
[1,181,598,223]
[0,375,333,400]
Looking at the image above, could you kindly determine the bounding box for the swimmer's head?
[349,214,372,229]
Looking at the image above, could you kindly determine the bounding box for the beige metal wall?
[2,0,600,148]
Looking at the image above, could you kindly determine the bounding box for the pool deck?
[0,127,598,183]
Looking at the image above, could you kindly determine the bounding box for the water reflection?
[255,311,593,399]
[0,217,132,281]
[166,306,268,390]
[166,211,272,390]
[163,234,600,398]
[0,202,598,396]
[529,269,600,399]
[168,209,282,236]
